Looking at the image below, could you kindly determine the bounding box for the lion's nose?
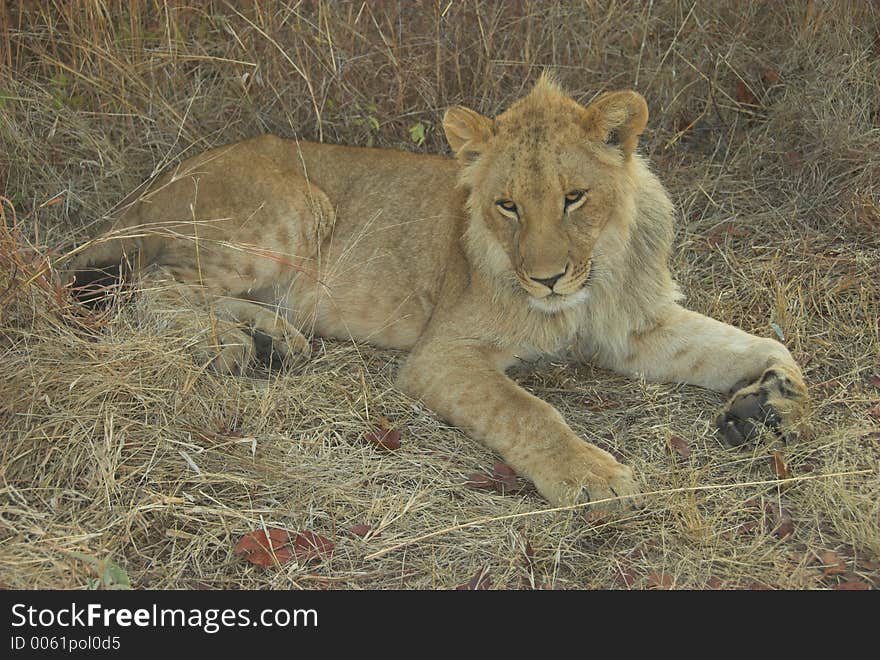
[530,270,566,290]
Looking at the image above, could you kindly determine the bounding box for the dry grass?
[1,0,879,590]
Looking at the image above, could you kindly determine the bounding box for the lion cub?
[68,75,809,510]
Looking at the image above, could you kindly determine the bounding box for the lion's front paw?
[531,443,641,511]
[193,324,255,376]
[246,311,311,369]
[249,324,311,368]
[715,363,809,446]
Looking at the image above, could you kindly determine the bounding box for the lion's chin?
[528,288,590,313]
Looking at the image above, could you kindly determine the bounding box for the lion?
[66,75,809,510]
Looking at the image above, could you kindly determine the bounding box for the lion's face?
[443,76,648,312]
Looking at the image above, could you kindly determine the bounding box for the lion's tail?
[62,208,165,300]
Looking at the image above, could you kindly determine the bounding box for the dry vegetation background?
[1,0,879,590]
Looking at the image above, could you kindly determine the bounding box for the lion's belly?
[284,254,437,351]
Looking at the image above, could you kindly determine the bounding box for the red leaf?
[456,567,491,590]
[737,521,758,535]
[234,528,294,568]
[735,80,759,106]
[666,435,691,459]
[365,426,401,450]
[349,524,375,538]
[492,461,521,494]
[464,473,495,489]
[832,580,871,590]
[818,550,847,577]
[761,68,781,84]
[768,506,795,540]
[614,562,637,588]
[292,531,335,561]
[646,572,674,589]
[770,451,790,479]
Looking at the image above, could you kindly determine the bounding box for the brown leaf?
[706,577,724,589]
[364,426,401,450]
[762,68,781,84]
[464,473,495,489]
[735,80,759,106]
[832,580,871,590]
[770,451,790,479]
[867,374,880,388]
[646,572,674,589]
[349,524,375,538]
[492,461,521,494]
[818,550,847,577]
[614,562,637,588]
[666,435,691,459]
[737,521,759,536]
[768,505,795,539]
[868,404,880,421]
[465,464,522,494]
[456,567,491,590]
[234,528,294,568]
[292,531,335,561]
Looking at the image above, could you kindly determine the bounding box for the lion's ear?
[583,91,648,156]
[442,106,493,163]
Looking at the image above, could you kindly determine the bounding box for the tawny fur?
[66,75,809,509]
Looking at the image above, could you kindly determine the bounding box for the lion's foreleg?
[396,340,640,509]
[604,303,809,444]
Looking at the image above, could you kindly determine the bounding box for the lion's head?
[443,75,648,313]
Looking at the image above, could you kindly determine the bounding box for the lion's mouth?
[523,261,594,313]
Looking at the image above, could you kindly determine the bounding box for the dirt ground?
[1,1,878,589]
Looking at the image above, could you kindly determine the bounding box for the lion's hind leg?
[138,266,309,375]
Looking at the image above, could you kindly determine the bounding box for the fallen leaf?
[868,404,880,421]
[646,572,674,589]
[766,505,795,540]
[464,464,522,495]
[292,531,335,561]
[817,550,847,577]
[770,451,790,479]
[867,374,880,388]
[234,528,294,568]
[456,567,491,590]
[762,68,781,84]
[492,461,521,494]
[706,577,723,589]
[349,524,375,538]
[737,521,759,535]
[666,435,691,458]
[364,426,401,450]
[735,80,759,106]
[614,562,637,588]
[832,580,871,590]
[464,473,495,489]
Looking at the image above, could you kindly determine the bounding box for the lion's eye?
[495,199,518,218]
[564,190,587,211]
